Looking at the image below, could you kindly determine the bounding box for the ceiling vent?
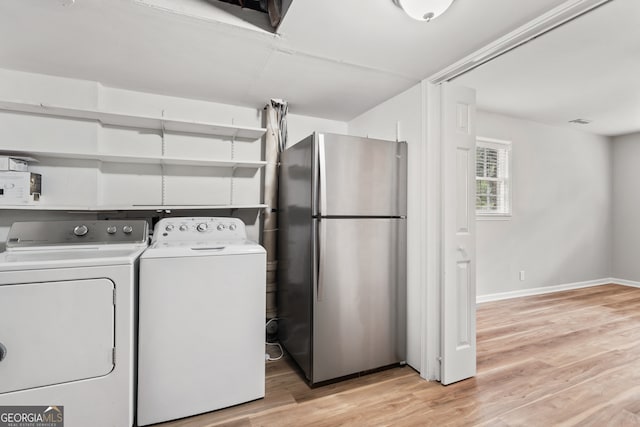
[568,118,592,125]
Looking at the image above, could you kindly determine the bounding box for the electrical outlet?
[519,271,525,281]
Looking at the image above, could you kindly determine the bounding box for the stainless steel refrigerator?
[278,132,407,385]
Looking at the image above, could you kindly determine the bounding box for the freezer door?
[316,133,407,217]
[312,218,406,384]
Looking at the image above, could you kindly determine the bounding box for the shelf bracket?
[230,117,236,206]
[161,109,166,206]
[230,134,236,205]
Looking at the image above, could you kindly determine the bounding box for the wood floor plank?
[154,284,640,427]
[486,350,640,426]
[478,314,640,372]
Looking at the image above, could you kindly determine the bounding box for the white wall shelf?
[0,204,268,211]
[0,97,266,214]
[0,100,267,140]
[8,149,266,169]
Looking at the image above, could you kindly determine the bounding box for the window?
[476,137,511,217]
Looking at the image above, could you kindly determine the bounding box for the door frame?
[419,81,443,381]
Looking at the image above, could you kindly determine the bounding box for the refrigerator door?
[312,217,406,384]
[315,133,407,217]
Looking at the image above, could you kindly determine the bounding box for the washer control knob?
[0,342,6,362]
[179,225,188,232]
[229,224,237,231]
[122,225,133,234]
[73,225,88,237]
[106,226,117,234]
[197,223,208,232]
[217,224,225,231]
[165,224,174,232]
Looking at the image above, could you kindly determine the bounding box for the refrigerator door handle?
[316,219,325,302]
[318,134,328,216]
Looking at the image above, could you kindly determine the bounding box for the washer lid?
[141,240,265,258]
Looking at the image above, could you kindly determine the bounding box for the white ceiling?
[0,0,570,121]
[455,0,640,137]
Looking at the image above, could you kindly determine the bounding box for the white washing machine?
[0,220,148,427]
[137,217,266,426]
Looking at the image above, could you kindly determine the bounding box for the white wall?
[612,132,640,282]
[476,111,612,297]
[348,83,423,371]
[287,113,347,146]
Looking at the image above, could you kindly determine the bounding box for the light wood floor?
[157,284,640,426]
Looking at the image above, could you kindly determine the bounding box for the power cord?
[265,342,284,361]
[265,318,284,362]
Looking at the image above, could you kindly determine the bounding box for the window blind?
[476,138,511,216]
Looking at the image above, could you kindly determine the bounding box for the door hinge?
[112,347,116,365]
[113,289,116,305]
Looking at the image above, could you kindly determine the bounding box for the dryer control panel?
[6,220,149,248]
[152,217,247,243]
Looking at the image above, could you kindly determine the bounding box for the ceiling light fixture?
[393,0,454,22]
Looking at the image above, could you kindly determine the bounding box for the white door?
[440,82,477,385]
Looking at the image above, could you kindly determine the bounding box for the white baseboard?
[610,278,640,288]
[476,278,613,304]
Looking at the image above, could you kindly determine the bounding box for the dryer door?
[0,279,115,394]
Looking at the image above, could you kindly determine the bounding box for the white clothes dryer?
[0,220,148,427]
[137,217,265,426]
